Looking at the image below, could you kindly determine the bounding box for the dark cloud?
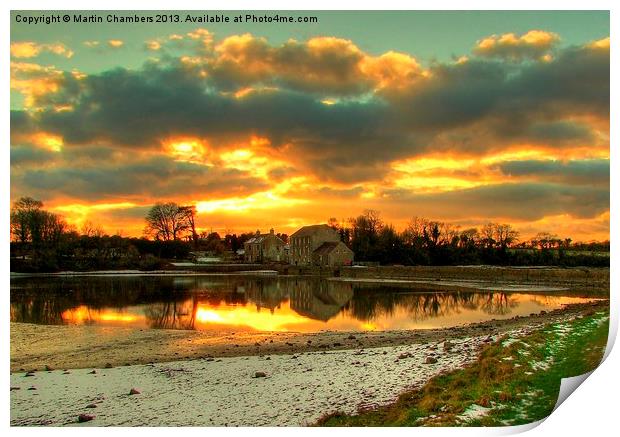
[12,153,268,202]
[524,121,596,145]
[498,159,609,186]
[10,145,56,167]
[393,44,608,136]
[382,182,609,221]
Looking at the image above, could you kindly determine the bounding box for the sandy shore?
[10,301,606,372]
[10,336,490,426]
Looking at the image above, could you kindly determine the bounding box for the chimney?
[270,228,274,235]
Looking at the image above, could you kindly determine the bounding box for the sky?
[9,10,610,241]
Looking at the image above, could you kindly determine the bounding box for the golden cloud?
[108,39,124,48]
[145,40,162,51]
[11,41,74,59]
[360,51,425,90]
[474,30,560,61]
[10,61,65,107]
[210,33,428,95]
[588,36,610,50]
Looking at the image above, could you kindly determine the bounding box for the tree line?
[328,210,609,267]
[10,197,609,272]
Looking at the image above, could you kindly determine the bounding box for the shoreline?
[10,300,607,372]
[10,302,609,426]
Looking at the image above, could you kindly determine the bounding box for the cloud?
[474,30,560,61]
[10,31,609,191]
[588,36,610,50]
[107,39,124,48]
[145,40,162,51]
[497,159,609,186]
[208,34,426,96]
[11,41,74,58]
[11,151,269,203]
[382,182,609,221]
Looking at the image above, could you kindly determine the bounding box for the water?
[10,275,597,333]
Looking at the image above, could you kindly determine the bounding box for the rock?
[78,414,95,423]
[105,363,113,369]
[265,356,271,360]
[397,352,411,360]
[347,334,356,340]
[478,396,490,407]
[10,386,20,391]
[27,386,37,390]
[333,342,342,347]
[44,365,53,371]
[540,310,547,315]
[483,336,494,343]
[24,372,35,377]
[307,340,312,344]
[63,371,71,374]
[254,371,267,378]
[424,356,438,364]
[88,370,97,374]
[86,403,98,409]
[129,388,141,395]
[443,341,454,350]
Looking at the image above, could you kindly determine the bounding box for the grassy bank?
[318,309,609,427]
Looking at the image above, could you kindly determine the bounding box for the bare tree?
[10,197,43,244]
[480,223,496,249]
[81,220,105,238]
[145,202,191,241]
[495,224,519,249]
[10,197,66,248]
[179,205,198,245]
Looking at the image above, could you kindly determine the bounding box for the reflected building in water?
[10,275,580,331]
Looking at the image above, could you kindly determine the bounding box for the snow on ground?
[456,404,493,423]
[11,336,491,427]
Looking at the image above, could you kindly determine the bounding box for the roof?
[313,241,352,256]
[245,233,284,245]
[290,224,334,238]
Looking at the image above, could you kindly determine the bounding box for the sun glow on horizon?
[195,190,309,214]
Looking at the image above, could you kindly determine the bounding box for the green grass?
[318,309,610,427]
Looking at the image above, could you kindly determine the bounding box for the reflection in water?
[10,276,597,332]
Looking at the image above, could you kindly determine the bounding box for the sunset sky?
[10,11,610,241]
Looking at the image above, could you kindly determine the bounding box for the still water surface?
[10,275,596,332]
